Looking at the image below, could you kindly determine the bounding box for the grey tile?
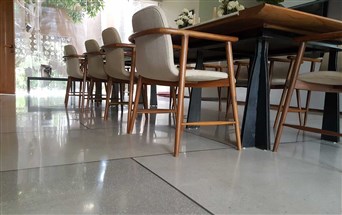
[135,148,342,214]
[0,159,209,214]
[0,126,228,171]
[1,93,342,214]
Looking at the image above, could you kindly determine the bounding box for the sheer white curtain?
[101,0,158,42]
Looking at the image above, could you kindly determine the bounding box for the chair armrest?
[129,28,238,43]
[83,51,104,56]
[203,64,226,71]
[101,43,135,58]
[102,43,135,49]
[287,55,322,63]
[268,57,291,63]
[63,54,85,59]
[173,45,182,50]
[101,43,135,56]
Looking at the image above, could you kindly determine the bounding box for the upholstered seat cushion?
[185,69,228,82]
[298,71,342,86]
[271,78,286,86]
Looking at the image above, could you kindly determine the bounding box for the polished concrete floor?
[0,93,341,214]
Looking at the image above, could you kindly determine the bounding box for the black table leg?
[150,85,157,106]
[241,38,270,150]
[186,50,204,128]
[27,78,30,93]
[322,50,340,142]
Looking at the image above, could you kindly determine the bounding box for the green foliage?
[257,0,284,5]
[25,0,105,23]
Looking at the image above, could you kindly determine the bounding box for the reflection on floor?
[0,94,341,214]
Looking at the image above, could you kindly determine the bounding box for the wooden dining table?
[182,3,342,150]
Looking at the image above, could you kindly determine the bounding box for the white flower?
[237,4,245,11]
[182,8,189,13]
[217,8,224,17]
[227,1,238,10]
[176,19,184,26]
[175,8,195,28]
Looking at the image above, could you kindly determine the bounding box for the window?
[14,0,158,93]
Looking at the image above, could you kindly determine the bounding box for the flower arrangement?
[217,0,245,17]
[175,8,195,29]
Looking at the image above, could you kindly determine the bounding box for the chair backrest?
[319,52,342,72]
[64,45,83,79]
[85,39,107,80]
[101,27,129,80]
[132,6,179,81]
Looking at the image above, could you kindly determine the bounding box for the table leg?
[27,78,30,93]
[150,85,157,106]
[186,50,204,128]
[322,50,340,142]
[241,38,270,150]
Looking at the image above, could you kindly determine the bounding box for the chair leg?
[87,80,94,108]
[78,80,83,108]
[295,89,303,126]
[225,87,231,118]
[302,57,316,126]
[273,86,288,128]
[273,84,296,151]
[142,84,148,118]
[120,83,124,113]
[127,81,134,133]
[169,86,173,109]
[217,87,222,111]
[228,84,242,150]
[303,90,311,126]
[104,78,113,120]
[274,42,306,152]
[64,78,71,107]
[128,77,143,134]
[174,84,185,157]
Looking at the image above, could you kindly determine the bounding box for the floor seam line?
[131,157,214,215]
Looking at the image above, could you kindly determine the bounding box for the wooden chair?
[128,6,241,157]
[273,31,342,152]
[84,39,108,107]
[273,56,322,128]
[63,45,86,108]
[101,27,141,131]
[231,57,308,126]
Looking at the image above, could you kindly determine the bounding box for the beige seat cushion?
[271,78,286,86]
[185,69,228,82]
[298,71,342,86]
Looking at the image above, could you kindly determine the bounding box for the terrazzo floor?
[0,93,341,214]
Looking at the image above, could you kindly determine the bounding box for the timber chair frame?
[83,50,108,108]
[63,49,87,109]
[273,56,322,129]
[273,31,342,152]
[84,39,109,108]
[128,27,242,157]
[101,42,146,130]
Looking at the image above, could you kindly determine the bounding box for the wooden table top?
[178,3,342,60]
[189,3,342,37]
